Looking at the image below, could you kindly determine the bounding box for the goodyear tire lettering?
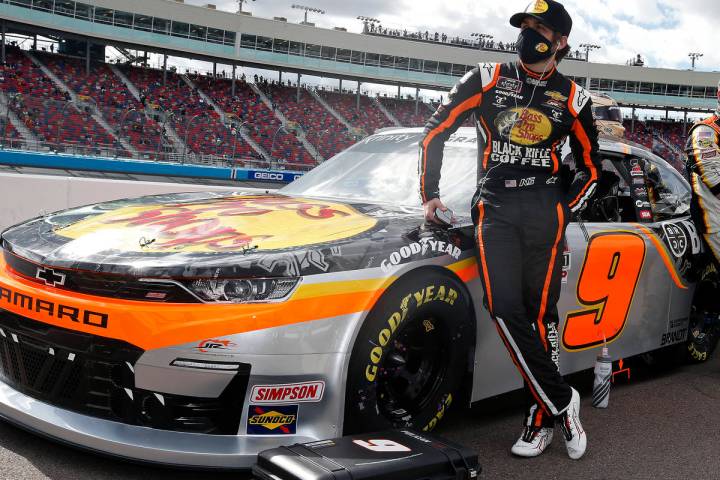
[365,285,458,380]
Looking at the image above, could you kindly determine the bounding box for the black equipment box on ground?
[252,429,480,480]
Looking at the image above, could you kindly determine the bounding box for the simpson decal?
[247,405,298,435]
[661,223,688,258]
[250,381,325,404]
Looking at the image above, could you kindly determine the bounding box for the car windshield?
[281,130,478,214]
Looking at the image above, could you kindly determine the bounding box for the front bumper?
[0,379,314,469]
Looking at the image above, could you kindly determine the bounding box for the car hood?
[1,191,450,278]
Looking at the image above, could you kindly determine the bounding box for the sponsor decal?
[543,99,566,111]
[680,220,702,254]
[380,239,462,272]
[35,267,66,287]
[661,222,688,257]
[545,91,568,102]
[353,439,411,452]
[365,286,457,382]
[196,338,236,353]
[423,319,435,333]
[57,196,377,253]
[519,177,536,187]
[635,200,651,209]
[697,130,714,138]
[246,405,298,435]
[634,187,648,198]
[530,0,549,13]
[250,381,325,404]
[250,171,302,182]
[490,141,553,167]
[535,43,549,53]
[547,322,560,367]
[526,76,548,87]
[505,179,517,188]
[632,178,645,185]
[495,108,552,146]
[697,138,714,148]
[549,109,564,123]
[561,244,571,284]
[496,76,523,93]
[701,150,718,159]
[630,165,643,177]
[639,210,652,220]
[256,247,341,276]
[660,328,687,346]
[0,285,108,328]
[546,176,559,185]
[493,94,508,109]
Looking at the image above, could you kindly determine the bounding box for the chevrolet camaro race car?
[0,127,702,468]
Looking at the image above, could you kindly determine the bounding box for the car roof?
[373,127,664,162]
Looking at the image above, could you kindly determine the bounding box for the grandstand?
[0,0,717,173]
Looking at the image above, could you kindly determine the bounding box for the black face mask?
[516,27,555,64]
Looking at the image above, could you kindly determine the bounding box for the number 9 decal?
[563,232,646,351]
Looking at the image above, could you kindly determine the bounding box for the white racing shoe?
[559,388,587,460]
[510,426,554,457]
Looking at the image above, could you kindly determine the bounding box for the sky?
[186,0,720,72]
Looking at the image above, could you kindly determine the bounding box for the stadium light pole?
[292,4,325,25]
[579,43,601,62]
[471,33,493,49]
[689,52,703,70]
[356,16,379,33]
[237,0,256,14]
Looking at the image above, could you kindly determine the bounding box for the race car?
[0,128,701,469]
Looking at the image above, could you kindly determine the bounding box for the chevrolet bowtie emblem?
[35,267,66,288]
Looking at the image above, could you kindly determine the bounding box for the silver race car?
[0,128,700,468]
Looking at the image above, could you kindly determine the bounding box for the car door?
[557,151,697,373]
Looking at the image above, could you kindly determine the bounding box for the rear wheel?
[343,272,473,434]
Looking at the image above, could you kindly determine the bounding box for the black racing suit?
[685,114,720,266]
[420,61,600,427]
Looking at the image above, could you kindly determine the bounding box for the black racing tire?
[343,271,473,435]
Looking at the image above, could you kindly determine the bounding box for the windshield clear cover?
[281,131,478,214]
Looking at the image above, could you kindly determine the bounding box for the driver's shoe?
[510,426,553,457]
[559,388,587,460]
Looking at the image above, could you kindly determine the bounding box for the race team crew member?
[685,82,720,267]
[420,0,599,460]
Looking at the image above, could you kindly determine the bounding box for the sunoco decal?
[250,381,325,404]
[247,405,298,435]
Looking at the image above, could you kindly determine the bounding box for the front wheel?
[343,272,474,434]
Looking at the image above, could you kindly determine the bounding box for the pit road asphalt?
[0,353,718,480]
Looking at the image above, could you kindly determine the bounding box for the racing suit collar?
[517,60,557,81]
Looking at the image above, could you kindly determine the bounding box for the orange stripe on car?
[632,224,687,290]
[0,256,393,351]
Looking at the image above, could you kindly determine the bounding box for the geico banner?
[243,170,305,183]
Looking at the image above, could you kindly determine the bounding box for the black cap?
[510,0,573,36]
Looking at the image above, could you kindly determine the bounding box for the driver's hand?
[423,198,450,225]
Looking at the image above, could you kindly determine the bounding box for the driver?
[419,0,599,460]
[685,80,720,267]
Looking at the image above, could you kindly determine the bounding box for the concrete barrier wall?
[0,172,265,231]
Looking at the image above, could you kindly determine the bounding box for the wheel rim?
[375,315,451,423]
